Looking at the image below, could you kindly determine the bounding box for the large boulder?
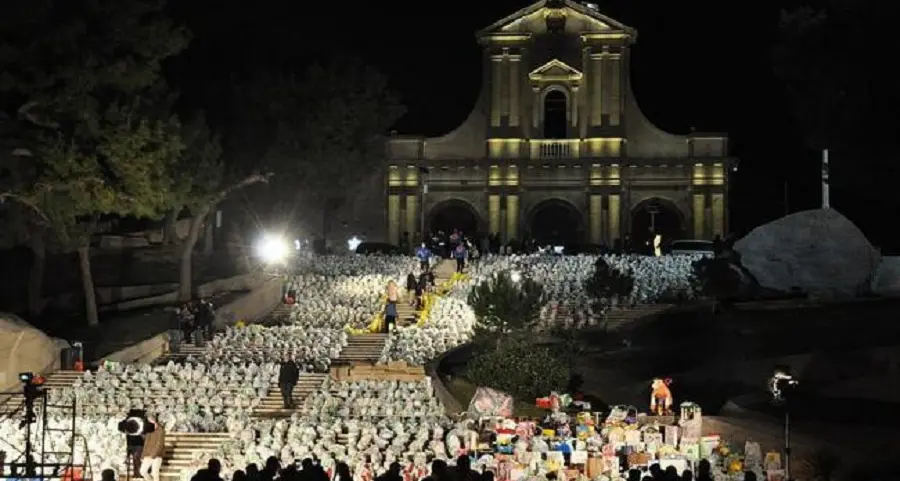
[0,313,64,390]
[734,209,880,298]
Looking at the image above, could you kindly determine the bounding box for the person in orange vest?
[650,378,673,415]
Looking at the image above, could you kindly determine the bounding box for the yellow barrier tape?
[416,272,468,327]
[347,272,469,334]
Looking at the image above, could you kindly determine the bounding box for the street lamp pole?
[769,366,797,481]
[419,166,430,242]
[784,407,792,481]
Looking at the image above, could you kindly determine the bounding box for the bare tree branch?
[0,192,50,223]
[211,172,273,205]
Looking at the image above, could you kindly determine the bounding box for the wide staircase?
[335,334,389,364]
[0,370,83,415]
[155,343,205,364]
[602,304,673,330]
[114,432,232,481]
[252,373,329,418]
[396,259,454,327]
[267,303,294,324]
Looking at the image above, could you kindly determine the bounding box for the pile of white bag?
[48,361,275,432]
[284,256,418,331]
[379,296,476,365]
[304,379,445,419]
[380,253,701,364]
[199,325,347,371]
[211,378,459,478]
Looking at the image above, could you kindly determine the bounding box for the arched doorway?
[429,200,480,238]
[528,199,584,246]
[543,90,567,138]
[630,198,685,253]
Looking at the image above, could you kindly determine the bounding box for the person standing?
[384,300,398,333]
[385,280,399,331]
[405,272,418,306]
[278,355,300,409]
[139,416,165,481]
[453,243,467,273]
[415,243,432,271]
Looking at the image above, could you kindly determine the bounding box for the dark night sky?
[169,0,840,242]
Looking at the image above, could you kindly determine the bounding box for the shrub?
[468,270,545,342]
[691,256,744,300]
[584,257,634,307]
[464,337,569,401]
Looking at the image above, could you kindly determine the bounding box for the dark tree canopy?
[224,56,405,233]
[0,0,190,324]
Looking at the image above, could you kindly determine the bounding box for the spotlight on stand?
[347,236,363,252]
[118,409,153,436]
[768,366,798,481]
[256,234,289,264]
[768,366,798,404]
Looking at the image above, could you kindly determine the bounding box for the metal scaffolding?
[0,386,92,480]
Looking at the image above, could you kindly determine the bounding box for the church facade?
[384,0,735,247]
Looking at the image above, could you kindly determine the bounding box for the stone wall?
[99,276,283,364]
[103,332,169,364]
[330,361,426,382]
[213,276,282,328]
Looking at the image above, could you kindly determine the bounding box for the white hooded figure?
[445,432,461,457]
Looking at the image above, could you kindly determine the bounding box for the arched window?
[543,90,567,138]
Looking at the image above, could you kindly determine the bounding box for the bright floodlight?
[769,366,797,403]
[510,271,522,283]
[257,235,289,263]
[348,236,363,252]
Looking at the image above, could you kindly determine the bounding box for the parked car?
[666,239,714,256]
[355,242,402,255]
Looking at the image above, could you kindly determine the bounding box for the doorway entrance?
[630,198,684,253]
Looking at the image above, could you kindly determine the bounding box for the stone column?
[711,193,725,237]
[532,86,541,130]
[590,54,603,126]
[489,194,501,236]
[589,194,603,244]
[692,194,706,239]
[607,194,620,245]
[491,56,503,127]
[405,195,418,239]
[571,86,579,127]
[509,55,520,126]
[388,195,401,245]
[609,55,621,126]
[506,195,519,242]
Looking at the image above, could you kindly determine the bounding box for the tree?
[465,337,569,401]
[230,58,405,238]
[773,0,900,240]
[467,271,545,345]
[584,257,634,309]
[0,0,189,325]
[164,113,271,301]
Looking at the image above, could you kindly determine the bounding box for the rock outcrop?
[734,209,880,299]
[0,313,64,390]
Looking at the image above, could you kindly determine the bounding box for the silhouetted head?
[208,459,222,475]
[101,469,116,481]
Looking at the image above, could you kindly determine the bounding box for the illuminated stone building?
[385,0,735,247]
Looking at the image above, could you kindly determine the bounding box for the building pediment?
[529,59,582,83]
[476,0,635,39]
